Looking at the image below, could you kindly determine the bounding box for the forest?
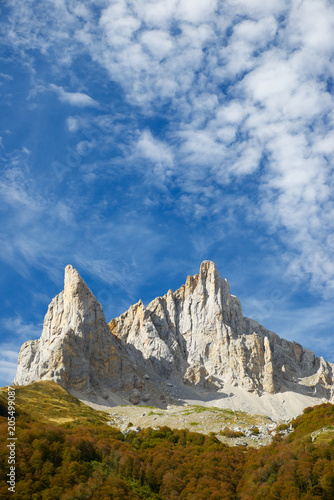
[1,389,334,499]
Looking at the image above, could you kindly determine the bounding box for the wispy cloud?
[0,72,13,81]
[2,316,42,341]
[49,84,99,107]
[0,345,20,387]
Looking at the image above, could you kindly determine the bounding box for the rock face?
[14,261,334,409]
[109,261,334,399]
[14,266,140,397]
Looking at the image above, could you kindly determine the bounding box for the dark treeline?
[1,403,334,499]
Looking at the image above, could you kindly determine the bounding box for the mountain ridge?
[14,261,334,419]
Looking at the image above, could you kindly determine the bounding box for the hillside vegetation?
[0,381,109,425]
[1,382,334,499]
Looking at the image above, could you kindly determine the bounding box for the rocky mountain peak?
[199,259,218,276]
[64,264,86,294]
[13,261,334,418]
[14,265,133,393]
[183,260,223,294]
[63,264,102,324]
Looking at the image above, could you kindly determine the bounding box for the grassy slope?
[0,381,109,425]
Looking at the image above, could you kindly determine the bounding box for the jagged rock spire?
[14,266,131,393]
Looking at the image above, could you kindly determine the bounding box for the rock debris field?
[105,403,292,448]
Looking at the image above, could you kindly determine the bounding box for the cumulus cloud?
[141,29,173,59]
[176,0,217,23]
[137,130,173,167]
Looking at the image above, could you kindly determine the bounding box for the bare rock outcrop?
[14,265,138,397]
[109,261,334,398]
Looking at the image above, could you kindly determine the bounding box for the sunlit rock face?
[109,260,334,398]
[14,265,137,395]
[14,262,334,407]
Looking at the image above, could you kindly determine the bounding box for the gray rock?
[129,389,140,405]
[123,425,141,436]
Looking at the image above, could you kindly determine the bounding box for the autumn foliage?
[0,403,334,499]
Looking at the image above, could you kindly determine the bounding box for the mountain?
[14,261,334,419]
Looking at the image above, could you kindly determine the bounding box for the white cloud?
[67,117,79,132]
[176,0,217,23]
[99,2,141,47]
[215,102,247,125]
[137,130,173,166]
[227,0,287,17]
[71,3,90,21]
[141,29,173,59]
[135,130,174,187]
[233,17,277,45]
[140,0,178,27]
[0,161,40,217]
[49,84,98,107]
[288,0,334,53]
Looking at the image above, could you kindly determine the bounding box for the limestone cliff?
[14,261,334,410]
[14,265,139,397]
[108,261,334,398]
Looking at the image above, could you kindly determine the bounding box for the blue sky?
[1,0,334,387]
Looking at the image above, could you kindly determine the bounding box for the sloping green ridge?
[0,380,109,425]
